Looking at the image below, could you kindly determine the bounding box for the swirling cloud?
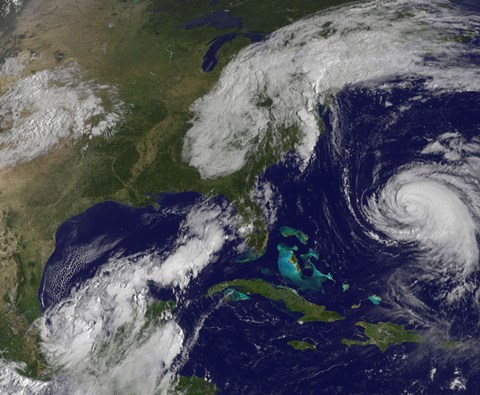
[183,0,480,178]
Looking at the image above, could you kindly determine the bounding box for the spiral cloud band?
[349,127,480,310]
[365,160,480,279]
[183,0,480,179]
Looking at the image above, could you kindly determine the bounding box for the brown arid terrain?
[0,0,356,378]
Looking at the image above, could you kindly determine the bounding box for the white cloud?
[0,0,22,17]
[0,360,49,395]
[364,136,480,302]
[0,55,28,76]
[30,200,232,394]
[450,368,467,391]
[182,0,480,179]
[152,204,230,289]
[0,60,124,169]
[251,180,281,227]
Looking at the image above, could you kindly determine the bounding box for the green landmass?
[145,300,176,322]
[287,340,316,351]
[351,303,361,309]
[235,247,266,263]
[279,226,309,245]
[0,0,357,376]
[452,28,477,44]
[441,340,464,349]
[169,375,216,395]
[208,279,344,323]
[342,322,424,352]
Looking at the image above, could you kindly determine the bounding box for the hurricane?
[2,0,480,393]
[363,154,480,282]
[180,0,480,348]
[323,80,480,337]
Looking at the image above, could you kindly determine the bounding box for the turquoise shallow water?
[37,71,480,393]
[182,81,480,393]
[39,80,480,394]
[277,241,334,292]
[36,1,480,392]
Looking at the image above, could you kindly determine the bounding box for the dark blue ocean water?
[39,0,480,390]
[177,83,480,394]
[38,192,203,310]
[39,81,480,393]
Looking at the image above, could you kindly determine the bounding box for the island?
[145,300,176,322]
[287,340,316,351]
[208,279,344,323]
[367,294,382,305]
[224,288,251,301]
[277,243,333,292]
[279,226,309,245]
[441,340,464,349]
[300,248,319,264]
[342,322,424,352]
[169,375,216,395]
